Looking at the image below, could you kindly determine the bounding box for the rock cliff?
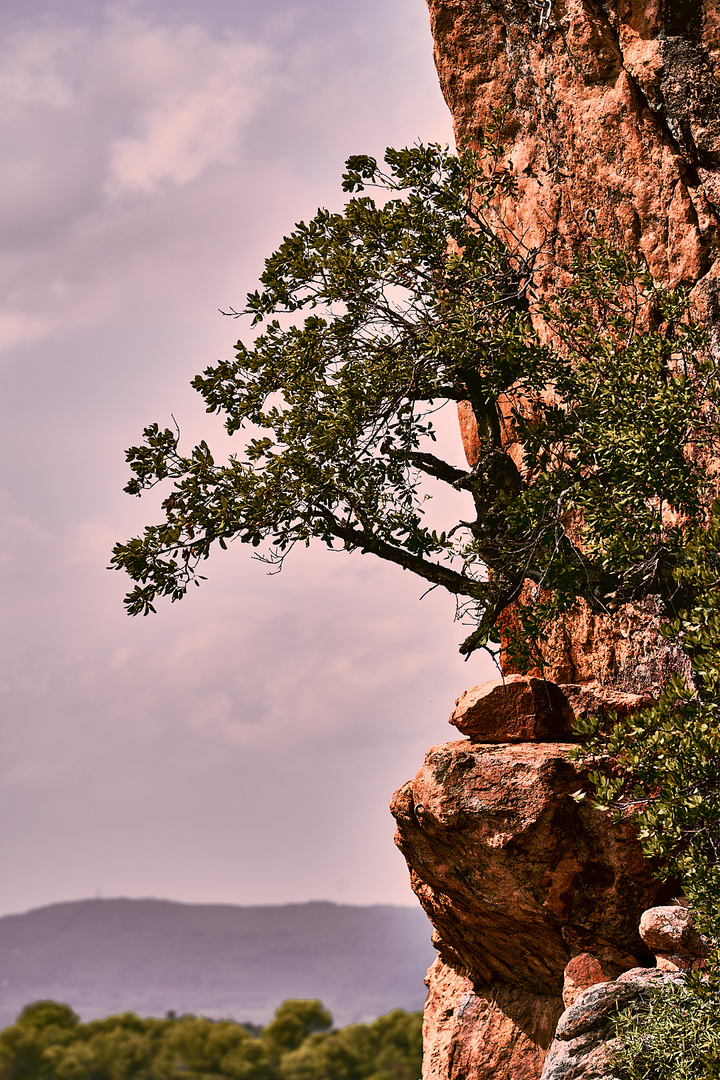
[391,4,720,1077]
[427,0,720,286]
[438,0,720,689]
[391,679,674,1078]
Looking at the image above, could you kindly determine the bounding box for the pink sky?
[0,0,497,917]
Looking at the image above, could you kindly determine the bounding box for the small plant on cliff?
[574,514,720,935]
[610,979,720,1080]
[572,494,720,1065]
[111,138,719,664]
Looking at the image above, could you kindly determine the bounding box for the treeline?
[0,998,422,1080]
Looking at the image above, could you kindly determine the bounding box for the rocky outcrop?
[390,677,678,1079]
[561,952,627,1010]
[539,967,681,1080]
[556,683,653,726]
[392,673,715,1077]
[392,737,664,993]
[541,904,710,1080]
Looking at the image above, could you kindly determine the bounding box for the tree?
[0,1003,80,1080]
[110,133,719,660]
[260,1000,333,1060]
[109,126,720,930]
[277,1008,422,1080]
[106,117,720,1077]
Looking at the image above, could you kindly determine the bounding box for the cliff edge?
[392,4,720,1077]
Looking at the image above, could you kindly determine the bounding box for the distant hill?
[0,898,436,1030]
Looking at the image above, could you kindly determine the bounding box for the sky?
[0,0,497,918]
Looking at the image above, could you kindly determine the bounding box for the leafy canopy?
[111,136,718,660]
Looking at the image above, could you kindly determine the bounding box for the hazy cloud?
[0,0,491,919]
[103,18,271,196]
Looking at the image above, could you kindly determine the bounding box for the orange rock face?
[430,0,720,689]
[427,0,720,288]
[498,593,693,689]
[423,957,562,1080]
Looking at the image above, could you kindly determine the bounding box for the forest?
[0,998,422,1080]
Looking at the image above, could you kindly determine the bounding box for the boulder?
[391,741,672,998]
[449,675,574,742]
[639,905,710,971]
[561,953,626,1010]
[539,969,682,1080]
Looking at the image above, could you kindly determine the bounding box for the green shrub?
[612,981,720,1080]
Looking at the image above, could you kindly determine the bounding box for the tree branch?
[317,510,488,600]
[406,452,469,487]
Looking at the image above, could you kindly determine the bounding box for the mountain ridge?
[0,897,436,1030]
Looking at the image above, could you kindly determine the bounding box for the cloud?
[0,1,453,356]
[103,20,271,196]
[0,24,81,111]
[0,0,464,915]
[0,10,273,350]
